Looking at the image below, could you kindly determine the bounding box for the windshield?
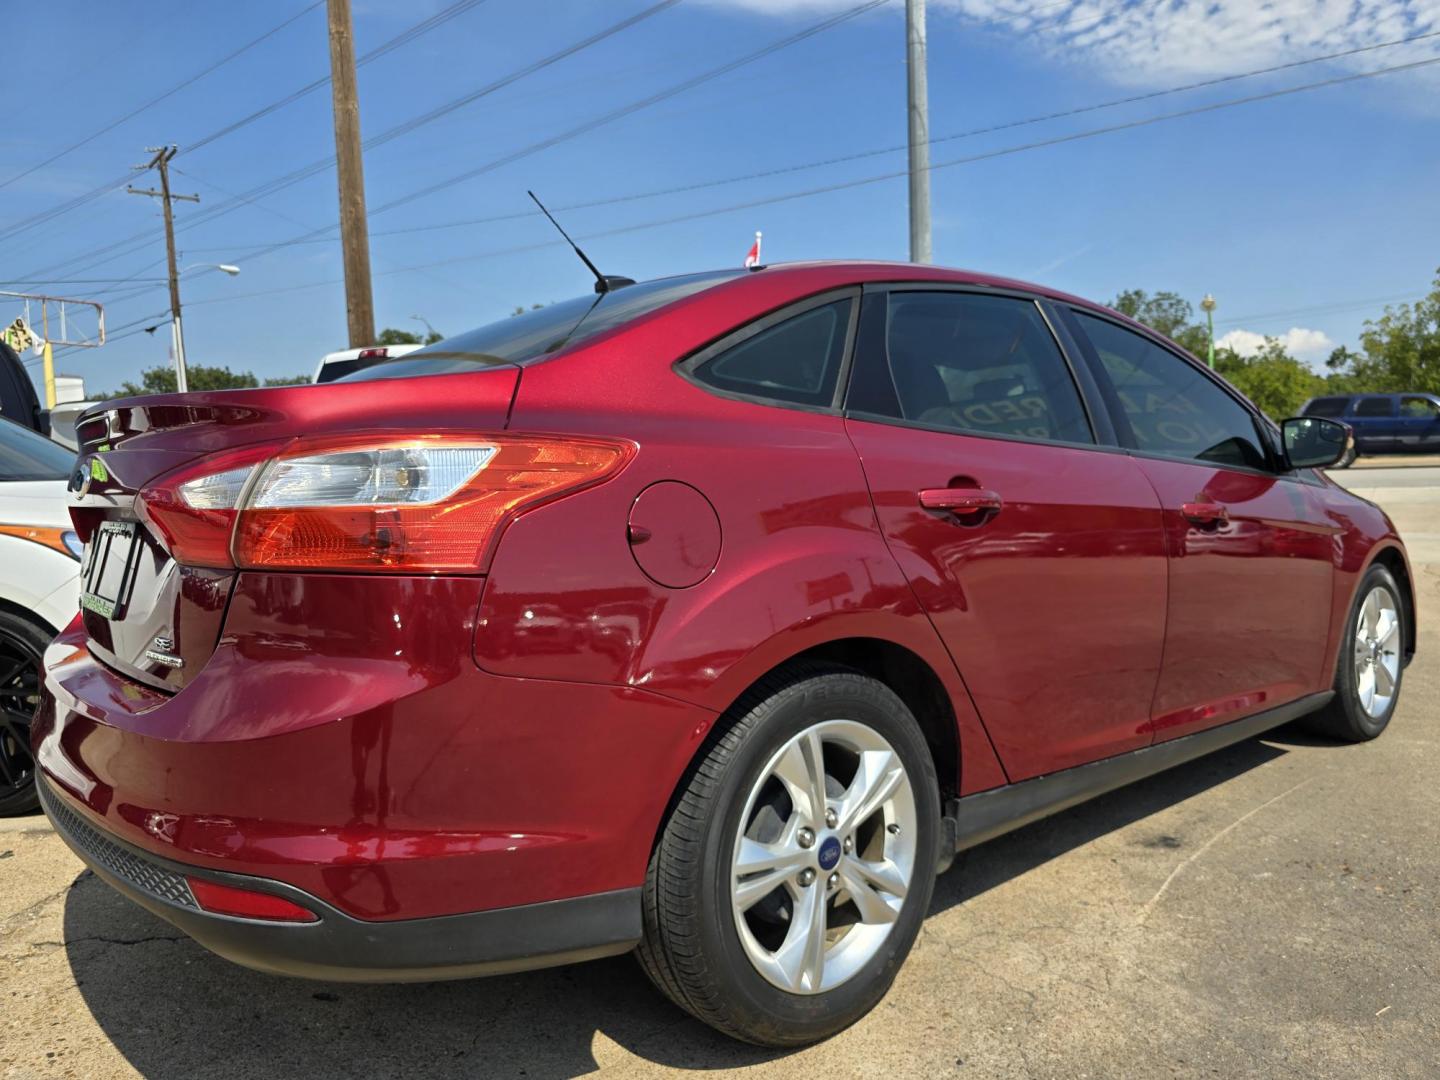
[340,271,743,382]
[0,417,73,481]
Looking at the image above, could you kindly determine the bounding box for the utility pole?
[128,146,199,393]
[327,0,376,348]
[906,0,932,264]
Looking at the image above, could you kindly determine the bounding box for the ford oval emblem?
[69,459,91,497]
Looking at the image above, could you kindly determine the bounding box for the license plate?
[79,521,140,620]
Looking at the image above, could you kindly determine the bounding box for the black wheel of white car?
[0,610,49,817]
[638,664,940,1047]
[1307,563,1406,742]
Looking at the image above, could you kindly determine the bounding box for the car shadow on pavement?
[62,736,1299,1079]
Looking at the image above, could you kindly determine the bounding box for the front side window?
[849,292,1092,444]
[1075,312,1268,470]
[1353,396,1396,418]
[691,299,852,407]
[1400,396,1440,419]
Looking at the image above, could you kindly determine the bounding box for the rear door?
[843,286,1169,781]
[1397,395,1440,449]
[1066,310,1337,742]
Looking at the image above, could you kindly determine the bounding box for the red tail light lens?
[136,442,284,568]
[187,877,319,923]
[138,434,632,573]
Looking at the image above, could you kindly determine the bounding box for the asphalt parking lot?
[3,461,1437,1080]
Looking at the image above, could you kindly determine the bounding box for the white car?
[312,343,422,384]
[0,418,81,815]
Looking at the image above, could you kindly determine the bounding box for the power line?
[175,28,1440,260]
[0,2,322,198]
[6,0,504,280]
[13,0,689,287]
[154,0,892,274]
[186,0,495,155]
[71,46,1440,336]
[160,48,1440,304]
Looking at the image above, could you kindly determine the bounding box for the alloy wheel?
[1352,585,1401,719]
[730,719,917,995]
[0,631,41,799]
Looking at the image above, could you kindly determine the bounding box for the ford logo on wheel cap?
[817,836,841,872]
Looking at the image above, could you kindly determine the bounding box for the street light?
[1201,293,1217,370]
[169,264,242,391]
[410,313,439,341]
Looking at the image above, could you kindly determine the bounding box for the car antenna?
[528,190,635,294]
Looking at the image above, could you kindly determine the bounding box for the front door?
[1070,311,1337,743]
[844,288,1169,781]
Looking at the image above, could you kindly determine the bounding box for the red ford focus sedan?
[34,262,1412,1046]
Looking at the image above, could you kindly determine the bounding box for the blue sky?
[3,0,1438,392]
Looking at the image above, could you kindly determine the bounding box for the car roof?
[722,260,1094,304]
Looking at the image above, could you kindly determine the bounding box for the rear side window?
[1074,312,1268,470]
[691,299,852,407]
[1303,397,1349,418]
[1401,396,1440,418]
[848,292,1092,444]
[1353,396,1396,417]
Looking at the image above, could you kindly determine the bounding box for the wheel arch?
[0,595,58,636]
[648,636,966,862]
[1369,543,1416,662]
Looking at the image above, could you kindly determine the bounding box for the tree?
[93,363,309,399]
[1214,339,1323,420]
[1110,289,1210,357]
[1343,269,1440,393]
[376,326,442,345]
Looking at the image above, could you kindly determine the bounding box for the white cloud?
[705,1,1440,87]
[1216,326,1336,361]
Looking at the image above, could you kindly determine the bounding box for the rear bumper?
[41,777,640,982]
[34,572,716,925]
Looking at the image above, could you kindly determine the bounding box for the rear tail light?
[187,877,319,923]
[137,434,632,572]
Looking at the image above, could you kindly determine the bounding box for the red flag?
[743,231,762,268]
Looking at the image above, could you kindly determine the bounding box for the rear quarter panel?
[473,279,1009,795]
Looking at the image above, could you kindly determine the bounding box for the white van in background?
[312,344,423,384]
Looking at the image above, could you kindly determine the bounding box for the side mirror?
[1282,416,1351,470]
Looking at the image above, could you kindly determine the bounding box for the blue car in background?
[1300,392,1440,467]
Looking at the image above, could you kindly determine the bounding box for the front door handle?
[1181,501,1228,527]
[918,488,1003,520]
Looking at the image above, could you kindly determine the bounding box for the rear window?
[316,356,388,384]
[1302,397,1349,418]
[0,417,73,481]
[341,271,743,382]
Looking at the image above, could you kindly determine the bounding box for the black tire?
[1306,563,1405,742]
[637,663,940,1047]
[0,609,52,817]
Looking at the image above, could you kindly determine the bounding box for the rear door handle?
[1181,501,1228,526]
[918,488,1003,519]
